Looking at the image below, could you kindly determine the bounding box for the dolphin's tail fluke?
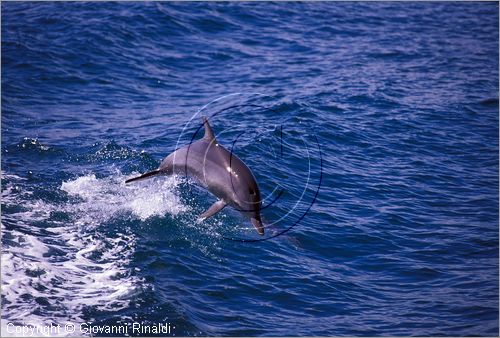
[125,170,162,184]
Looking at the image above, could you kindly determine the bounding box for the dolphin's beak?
[251,218,264,235]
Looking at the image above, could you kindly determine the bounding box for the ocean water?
[1,2,498,336]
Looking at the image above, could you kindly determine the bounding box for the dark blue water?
[2,2,498,336]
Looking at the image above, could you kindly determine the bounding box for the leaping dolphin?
[125,117,265,235]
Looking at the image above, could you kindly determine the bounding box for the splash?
[1,171,189,335]
[61,172,188,222]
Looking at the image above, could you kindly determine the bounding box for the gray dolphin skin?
[125,117,265,235]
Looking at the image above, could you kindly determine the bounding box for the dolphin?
[125,117,265,235]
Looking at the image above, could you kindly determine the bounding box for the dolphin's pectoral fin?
[199,200,226,220]
[251,218,265,236]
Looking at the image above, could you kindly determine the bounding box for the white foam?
[61,172,188,221]
[1,171,189,335]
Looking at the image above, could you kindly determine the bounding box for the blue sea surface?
[1,2,499,336]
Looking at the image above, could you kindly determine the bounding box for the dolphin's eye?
[249,188,256,195]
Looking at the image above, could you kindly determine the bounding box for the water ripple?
[2,2,499,336]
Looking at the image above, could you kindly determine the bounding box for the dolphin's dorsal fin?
[202,116,216,142]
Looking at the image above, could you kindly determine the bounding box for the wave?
[1,171,189,334]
